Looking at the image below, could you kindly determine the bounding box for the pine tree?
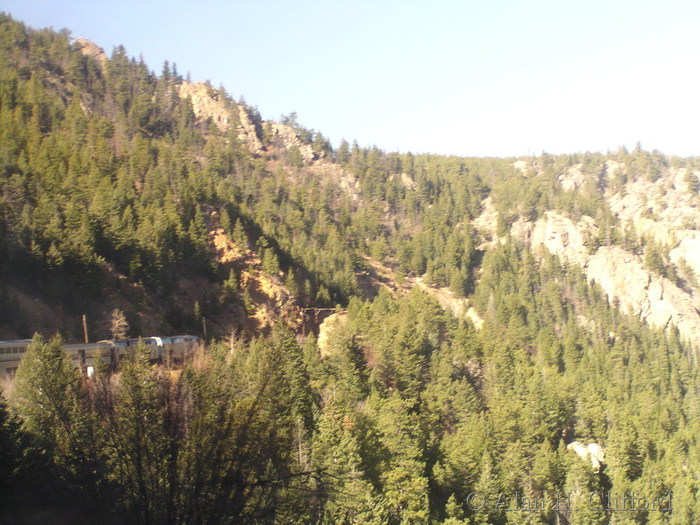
[222,268,239,300]
[312,395,384,523]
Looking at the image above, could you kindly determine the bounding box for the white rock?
[236,106,263,154]
[529,212,593,268]
[269,123,316,163]
[567,441,605,471]
[178,81,231,132]
[587,247,700,348]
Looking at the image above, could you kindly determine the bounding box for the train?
[0,335,200,381]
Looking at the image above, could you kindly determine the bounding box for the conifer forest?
[0,13,699,525]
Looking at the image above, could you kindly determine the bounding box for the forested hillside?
[1,13,699,524]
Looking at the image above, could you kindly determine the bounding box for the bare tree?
[110,309,129,340]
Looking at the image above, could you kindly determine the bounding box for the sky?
[3,0,700,158]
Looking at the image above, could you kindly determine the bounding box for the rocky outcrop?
[466,307,484,330]
[400,173,417,190]
[178,81,232,132]
[236,106,263,154]
[473,196,499,245]
[318,312,348,357]
[529,212,595,268]
[607,168,700,242]
[567,441,605,471]
[587,247,700,345]
[513,160,530,175]
[74,38,107,63]
[511,211,700,350]
[268,122,316,163]
[669,232,700,278]
[559,164,586,192]
[411,277,483,329]
[208,224,302,333]
[480,157,700,350]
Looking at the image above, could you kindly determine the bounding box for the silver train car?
[0,335,199,381]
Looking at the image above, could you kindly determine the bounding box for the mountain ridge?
[1,15,699,357]
[2,14,700,524]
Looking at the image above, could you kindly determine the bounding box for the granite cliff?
[498,161,700,351]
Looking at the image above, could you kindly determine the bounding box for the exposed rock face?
[607,168,700,241]
[670,232,700,277]
[74,38,107,63]
[411,277,484,329]
[268,122,316,163]
[510,210,700,350]
[170,81,268,155]
[236,106,263,154]
[317,312,348,357]
[413,277,470,318]
[513,160,530,175]
[587,247,651,316]
[587,247,700,344]
[400,173,416,190]
[567,441,605,472]
[559,164,586,192]
[473,196,499,245]
[175,84,321,161]
[509,217,533,245]
[466,308,484,330]
[208,224,301,333]
[529,212,595,268]
[178,81,232,132]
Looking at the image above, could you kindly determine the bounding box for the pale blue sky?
[3,0,700,157]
